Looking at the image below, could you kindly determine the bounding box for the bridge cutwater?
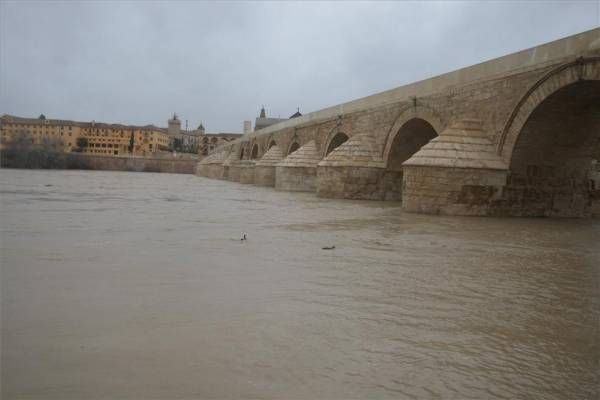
[197,28,600,218]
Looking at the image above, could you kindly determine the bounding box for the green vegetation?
[1,132,67,168]
[128,131,135,154]
[76,137,89,151]
[170,137,198,154]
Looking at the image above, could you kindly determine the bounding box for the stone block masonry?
[238,160,256,184]
[275,141,320,192]
[402,166,508,216]
[275,166,316,192]
[317,166,386,200]
[255,165,276,186]
[72,154,197,174]
[254,145,284,186]
[199,29,600,217]
[1,151,197,174]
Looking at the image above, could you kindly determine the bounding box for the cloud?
[0,0,598,132]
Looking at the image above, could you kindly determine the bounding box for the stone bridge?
[197,28,600,217]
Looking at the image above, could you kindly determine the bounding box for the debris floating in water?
[241,233,247,241]
[322,245,335,250]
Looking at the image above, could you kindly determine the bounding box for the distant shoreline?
[0,151,197,174]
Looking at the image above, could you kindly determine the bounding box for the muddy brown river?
[1,169,599,399]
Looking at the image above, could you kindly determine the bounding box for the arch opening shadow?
[268,140,277,150]
[386,118,438,171]
[384,118,438,200]
[288,142,300,155]
[251,144,259,160]
[503,80,600,217]
[326,133,349,156]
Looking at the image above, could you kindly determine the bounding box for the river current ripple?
[1,169,599,399]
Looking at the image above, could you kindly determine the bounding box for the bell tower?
[168,113,181,136]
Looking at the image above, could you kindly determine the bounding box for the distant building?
[253,106,302,131]
[254,106,288,131]
[0,114,170,156]
[198,133,242,156]
[165,114,242,156]
[289,108,302,118]
[1,111,252,158]
[243,120,252,134]
[167,113,182,136]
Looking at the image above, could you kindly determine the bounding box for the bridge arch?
[287,141,301,155]
[498,57,600,217]
[381,114,441,201]
[499,57,600,162]
[324,131,349,157]
[385,118,439,170]
[268,139,277,150]
[251,142,260,159]
[382,104,445,164]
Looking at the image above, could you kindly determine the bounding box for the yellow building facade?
[0,114,170,157]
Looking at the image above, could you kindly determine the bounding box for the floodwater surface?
[1,169,599,399]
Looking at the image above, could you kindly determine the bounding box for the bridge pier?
[402,166,508,216]
[193,31,599,217]
[228,159,242,182]
[238,160,256,184]
[220,152,236,180]
[255,145,283,186]
[317,134,387,200]
[275,140,319,192]
[197,152,227,179]
[401,120,509,216]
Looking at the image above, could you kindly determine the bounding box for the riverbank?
[0,151,197,174]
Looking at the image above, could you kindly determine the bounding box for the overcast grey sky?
[0,1,598,132]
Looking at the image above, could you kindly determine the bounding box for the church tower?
[168,113,181,136]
